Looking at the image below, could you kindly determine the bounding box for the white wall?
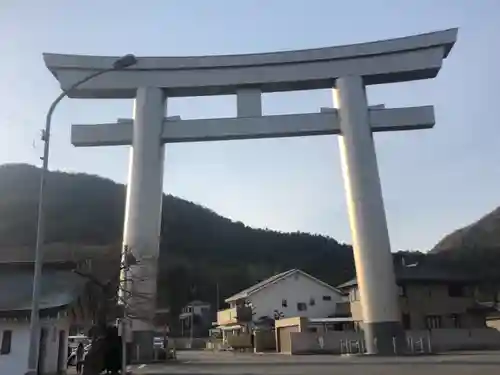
[190,304,210,315]
[0,318,69,375]
[0,322,30,375]
[180,303,211,318]
[245,272,343,321]
[41,318,70,374]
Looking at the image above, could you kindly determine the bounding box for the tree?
[75,245,156,373]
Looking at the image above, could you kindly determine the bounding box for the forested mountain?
[0,164,354,316]
[1,164,498,315]
[431,205,500,302]
[432,206,500,253]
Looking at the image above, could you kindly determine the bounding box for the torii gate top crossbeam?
[43,28,457,99]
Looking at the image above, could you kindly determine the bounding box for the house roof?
[337,264,480,289]
[225,269,343,303]
[0,267,87,315]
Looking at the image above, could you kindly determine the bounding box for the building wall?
[0,322,30,375]
[347,283,484,330]
[254,330,276,352]
[171,337,209,350]
[180,303,211,316]
[234,273,343,321]
[282,328,500,355]
[288,330,363,354]
[41,318,70,374]
[0,318,69,375]
[487,318,500,331]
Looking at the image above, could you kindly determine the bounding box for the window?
[448,284,465,297]
[297,302,307,311]
[398,285,407,297]
[309,298,315,306]
[353,321,362,332]
[425,315,442,330]
[450,314,462,328]
[350,288,359,302]
[281,299,287,307]
[1,330,12,355]
[322,295,332,301]
[332,323,343,331]
[402,313,411,329]
[324,323,335,332]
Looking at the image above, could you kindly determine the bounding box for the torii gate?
[44,28,457,358]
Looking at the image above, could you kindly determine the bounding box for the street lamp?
[26,54,137,375]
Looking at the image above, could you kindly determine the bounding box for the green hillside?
[432,206,500,253]
[1,163,498,315]
[0,164,355,315]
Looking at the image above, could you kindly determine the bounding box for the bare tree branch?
[73,245,159,326]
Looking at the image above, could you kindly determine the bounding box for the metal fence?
[339,335,433,355]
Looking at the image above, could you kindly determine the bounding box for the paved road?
[125,350,500,375]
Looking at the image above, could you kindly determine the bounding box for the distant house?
[217,269,345,332]
[337,263,487,331]
[179,300,212,337]
[0,265,90,375]
[153,307,171,335]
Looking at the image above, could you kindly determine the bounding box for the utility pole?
[189,310,194,348]
[216,282,220,310]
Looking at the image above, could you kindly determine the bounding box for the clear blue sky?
[1,0,499,251]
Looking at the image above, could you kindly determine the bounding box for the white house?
[179,300,211,318]
[179,300,212,337]
[1,318,70,375]
[0,266,89,375]
[223,269,346,323]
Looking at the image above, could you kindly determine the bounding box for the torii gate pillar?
[335,76,403,354]
[123,87,166,361]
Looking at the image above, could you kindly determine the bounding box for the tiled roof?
[0,243,117,264]
[337,264,480,289]
[225,269,297,302]
[0,267,87,314]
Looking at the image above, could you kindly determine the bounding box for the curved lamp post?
[26,54,137,375]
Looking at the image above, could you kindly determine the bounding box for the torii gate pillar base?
[131,331,155,362]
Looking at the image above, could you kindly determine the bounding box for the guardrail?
[340,335,432,355]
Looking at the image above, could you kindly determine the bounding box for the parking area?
[124,350,500,374]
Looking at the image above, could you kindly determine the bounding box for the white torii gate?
[44,28,457,358]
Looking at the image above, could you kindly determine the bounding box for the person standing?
[76,342,85,375]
